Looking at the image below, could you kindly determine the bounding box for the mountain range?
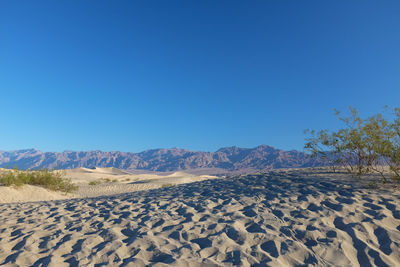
[0,145,326,173]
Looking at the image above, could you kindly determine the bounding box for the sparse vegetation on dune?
[161,183,175,188]
[0,168,77,193]
[88,177,119,185]
[305,106,400,185]
[88,180,102,186]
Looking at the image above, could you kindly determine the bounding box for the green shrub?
[161,183,175,188]
[0,169,77,193]
[305,106,400,184]
[89,180,102,186]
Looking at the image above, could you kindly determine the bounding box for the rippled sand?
[0,168,399,266]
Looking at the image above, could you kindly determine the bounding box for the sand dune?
[71,167,132,175]
[0,168,399,266]
[63,167,216,184]
[74,173,218,199]
[0,185,72,203]
[0,167,217,203]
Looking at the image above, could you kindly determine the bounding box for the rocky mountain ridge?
[0,145,326,172]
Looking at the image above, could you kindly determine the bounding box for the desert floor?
[0,168,399,266]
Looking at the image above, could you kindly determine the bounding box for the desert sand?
[0,167,217,203]
[0,168,399,266]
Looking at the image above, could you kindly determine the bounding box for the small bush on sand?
[89,180,102,186]
[161,183,175,188]
[305,107,400,184]
[0,169,77,193]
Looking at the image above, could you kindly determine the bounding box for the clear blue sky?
[1,1,399,152]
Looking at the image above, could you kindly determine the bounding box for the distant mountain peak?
[15,148,39,153]
[256,144,274,149]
